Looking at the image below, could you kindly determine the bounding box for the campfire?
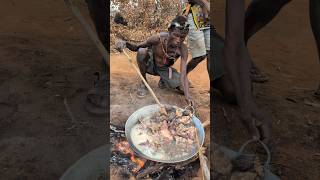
[110,126,201,179]
[114,141,146,173]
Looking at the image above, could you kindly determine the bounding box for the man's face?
[168,28,188,48]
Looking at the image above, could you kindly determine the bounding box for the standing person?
[180,0,210,78]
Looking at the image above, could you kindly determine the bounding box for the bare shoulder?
[147,34,161,44]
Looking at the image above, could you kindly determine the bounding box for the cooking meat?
[132,106,198,160]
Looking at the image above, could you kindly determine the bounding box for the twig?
[129,89,136,105]
[136,163,165,179]
[285,97,298,103]
[194,130,210,180]
[304,99,320,108]
[202,120,210,128]
[110,124,125,133]
[63,97,80,135]
[66,121,88,132]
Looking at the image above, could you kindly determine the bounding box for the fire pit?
[110,126,201,179]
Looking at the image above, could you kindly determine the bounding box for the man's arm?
[180,44,191,102]
[125,35,159,52]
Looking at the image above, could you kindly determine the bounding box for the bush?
[110,0,180,52]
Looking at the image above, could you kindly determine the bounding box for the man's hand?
[115,39,126,52]
[186,96,195,106]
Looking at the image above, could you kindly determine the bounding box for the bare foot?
[158,79,166,89]
[252,110,273,150]
[137,83,147,98]
[240,113,261,141]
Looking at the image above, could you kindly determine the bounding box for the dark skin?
[244,0,292,83]
[123,28,193,104]
[196,0,272,146]
[244,0,320,94]
[204,0,320,147]
[223,0,271,144]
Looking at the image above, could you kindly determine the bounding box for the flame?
[115,141,146,173]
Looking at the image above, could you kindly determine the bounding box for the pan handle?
[238,139,271,169]
[184,104,195,115]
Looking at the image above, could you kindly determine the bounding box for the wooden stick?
[194,129,210,180]
[64,0,109,66]
[202,120,210,128]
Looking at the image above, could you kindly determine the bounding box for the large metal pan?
[125,104,205,164]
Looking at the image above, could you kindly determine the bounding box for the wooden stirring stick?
[194,130,210,180]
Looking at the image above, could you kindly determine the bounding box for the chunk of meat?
[179,116,191,124]
[160,121,173,140]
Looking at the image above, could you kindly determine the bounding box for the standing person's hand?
[186,96,195,107]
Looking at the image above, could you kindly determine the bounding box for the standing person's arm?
[180,44,193,105]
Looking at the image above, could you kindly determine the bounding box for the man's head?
[167,15,189,47]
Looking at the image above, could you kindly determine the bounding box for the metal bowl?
[125,104,205,163]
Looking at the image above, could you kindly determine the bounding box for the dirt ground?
[213,1,320,180]
[0,0,106,179]
[0,0,319,180]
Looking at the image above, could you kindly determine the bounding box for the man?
[117,16,193,105]
[179,0,210,77]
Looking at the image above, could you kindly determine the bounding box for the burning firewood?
[115,141,147,173]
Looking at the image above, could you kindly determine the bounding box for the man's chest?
[153,45,182,65]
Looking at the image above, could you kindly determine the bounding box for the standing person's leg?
[244,0,292,83]
[245,0,292,44]
[84,0,108,114]
[310,0,320,96]
[186,14,207,74]
[224,0,272,146]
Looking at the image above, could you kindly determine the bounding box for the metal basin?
[125,104,205,164]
